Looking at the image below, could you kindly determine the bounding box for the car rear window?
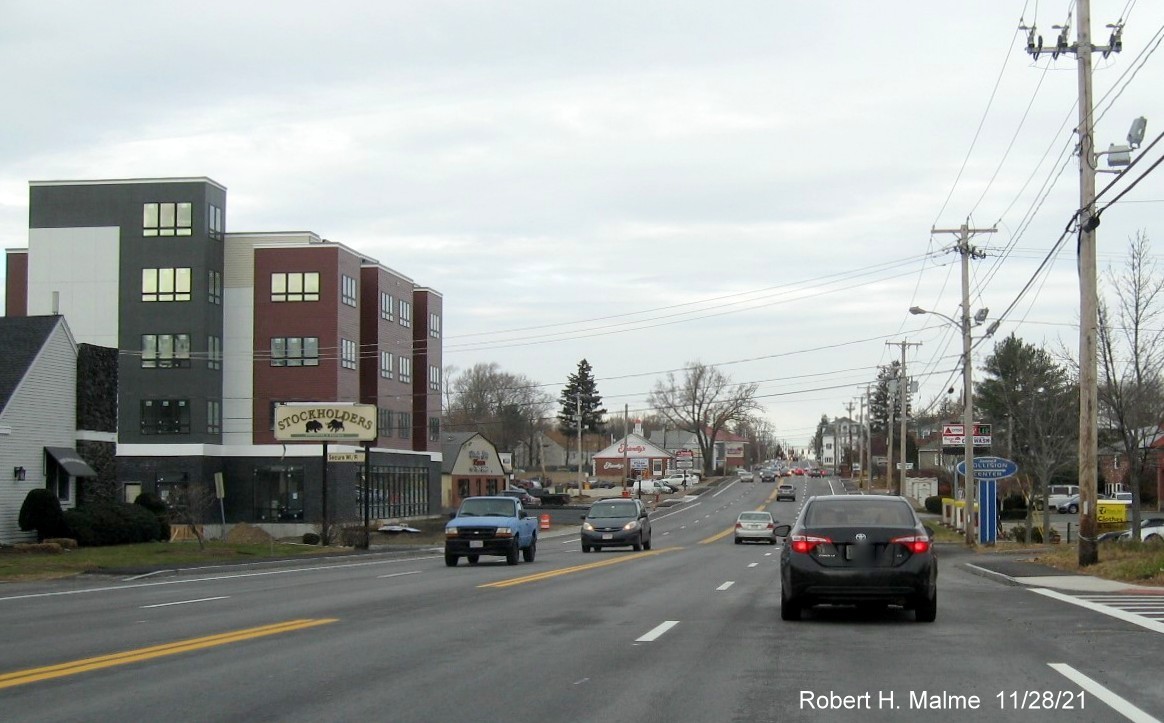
[804,499,915,527]
[738,512,772,522]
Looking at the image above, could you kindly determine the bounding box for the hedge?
[64,502,165,547]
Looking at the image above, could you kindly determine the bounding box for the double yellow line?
[0,618,337,689]
[480,547,679,588]
[698,485,782,545]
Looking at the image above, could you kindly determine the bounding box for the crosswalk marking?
[1033,589,1164,634]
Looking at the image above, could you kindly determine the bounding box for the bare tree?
[647,361,760,475]
[1099,231,1164,539]
[445,362,554,453]
[166,481,219,550]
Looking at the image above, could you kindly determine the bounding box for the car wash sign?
[274,403,377,442]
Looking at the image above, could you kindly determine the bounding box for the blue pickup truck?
[444,496,538,567]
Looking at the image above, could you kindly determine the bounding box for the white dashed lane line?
[716,581,735,591]
[636,620,680,643]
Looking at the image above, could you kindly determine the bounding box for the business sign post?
[274,403,378,548]
[941,423,993,448]
[675,448,694,470]
[955,457,1018,545]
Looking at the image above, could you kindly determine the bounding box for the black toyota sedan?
[774,495,937,622]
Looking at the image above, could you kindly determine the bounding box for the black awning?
[44,446,97,477]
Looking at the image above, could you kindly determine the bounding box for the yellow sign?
[274,403,377,442]
[1097,501,1130,524]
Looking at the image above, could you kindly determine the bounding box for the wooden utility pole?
[886,340,922,496]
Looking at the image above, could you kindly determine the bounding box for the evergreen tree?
[558,359,607,435]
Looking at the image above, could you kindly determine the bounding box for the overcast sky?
[3,1,1163,451]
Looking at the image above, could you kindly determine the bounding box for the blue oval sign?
[955,456,1018,479]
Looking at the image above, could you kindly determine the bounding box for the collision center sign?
[274,403,377,442]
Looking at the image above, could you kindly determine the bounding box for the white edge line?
[122,570,172,582]
[1048,663,1161,723]
[376,570,422,579]
[716,581,735,591]
[140,596,229,609]
[636,620,680,642]
[1032,589,1164,635]
[711,479,738,498]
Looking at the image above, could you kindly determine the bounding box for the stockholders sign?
[274,403,377,442]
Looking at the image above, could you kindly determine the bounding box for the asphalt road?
[1,476,1161,722]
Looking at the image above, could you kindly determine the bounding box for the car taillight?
[790,534,830,553]
[735,522,743,529]
[891,535,931,554]
[766,523,775,529]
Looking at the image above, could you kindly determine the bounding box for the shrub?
[134,492,171,540]
[13,542,64,554]
[42,537,78,550]
[64,502,164,547]
[302,532,321,545]
[923,496,943,515]
[18,489,69,541]
[1013,526,1027,543]
[1001,493,1027,512]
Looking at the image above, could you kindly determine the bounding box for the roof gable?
[0,316,63,415]
[594,433,670,459]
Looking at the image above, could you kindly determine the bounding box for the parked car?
[581,498,652,552]
[1116,518,1164,543]
[1113,492,1133,502]
[499,488,539,507]
[1055,492,1111,513]
[776,483,797,502]
[808,468,824,478]
[776,495,938,622]
[631,479,671,494]
[735,511,778,545]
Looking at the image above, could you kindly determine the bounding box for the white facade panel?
[0,320,78,544]
[222,286,254,445]
[27,227,120,347]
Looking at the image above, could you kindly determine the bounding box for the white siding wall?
[0,320,78,544]
[27,227,120,347]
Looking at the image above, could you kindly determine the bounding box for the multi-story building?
[4,177,443,531]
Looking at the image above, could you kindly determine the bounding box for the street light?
[909,305,996,544]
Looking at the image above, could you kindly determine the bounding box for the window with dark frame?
[430,313,441,338]
[208,270,223,304]
[397,411,411,439]
[208,203,224,239]
[378,408,393,438]
[341,274,357,306]
[271,272,319,302]
[270,337,320,367]
[399,299,412,328]
[399,356,412,383]
[142,267,192,302]
[341,338,357,370]
[208,335,222,370]
[141,333,191,368]
[141,399,191,435]
[381,292,395,321]
[381,351,394,379]
[429,364,440,391]
[208,399,221,434]
[143,202,193,237]
[429,417,440,442]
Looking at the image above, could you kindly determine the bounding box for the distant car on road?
[808,468,824,478]
[776,483,797,502]
[735,511,778,545]
[777,495,938,622]
[759,469,777,483]
[499,488,539,507]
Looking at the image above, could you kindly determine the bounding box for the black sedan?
[581,499,652,552]
[775,495,937,623]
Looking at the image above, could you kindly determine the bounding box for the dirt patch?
[226,523,274,544]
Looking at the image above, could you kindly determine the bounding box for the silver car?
[735,511,778,545]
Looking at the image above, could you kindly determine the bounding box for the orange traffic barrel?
[539,513,551,530]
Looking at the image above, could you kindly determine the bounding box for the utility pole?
[576,392,583,498]
[861,386,870,490]
[1020,0,1119,564]
[931,223,995,543]
[886,380,895,493]
[886,340,922,496]
[844,400,856,479]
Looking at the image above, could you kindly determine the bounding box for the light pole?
[910,305,996,544]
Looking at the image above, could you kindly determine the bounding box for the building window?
[208,400,221,434]
[378,408,393,438]
[399,299,412,328]
[143,202,193,237]
[271,272,319,302]
[429,417,440,442]
[430,313,441,338]
[429,364,440,392]
[341,338,357,370]
[270,337,320,367]
[381,292,395,321]
[399,356,412,383]
[142,267,192,302]
[397,411,411,439]
[141,399,190,435]
[381,351,394,379]
[208,335,222,370]
[208,270,223,304]
[208,203,224,240]
[341,274,357,306]
[141,333,191,368]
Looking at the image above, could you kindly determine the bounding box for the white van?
[1039,484,1080,511]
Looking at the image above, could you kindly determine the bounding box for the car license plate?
[469,540,484,548]
[602,534,613,540]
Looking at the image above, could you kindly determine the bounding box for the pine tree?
[558,359,607,435]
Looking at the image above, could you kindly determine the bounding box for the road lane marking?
[1033,589,1164,635]
[0,618,337,690]
[376,570,422,579]
[636,620,679,642]
[140,596,228,608]
[747,563,759,568]
[1048,663,1160,723]
[478,547,680,588]
[716,581,735,591]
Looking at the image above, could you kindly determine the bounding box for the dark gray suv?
[581,499,652,552]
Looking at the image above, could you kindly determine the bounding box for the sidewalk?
[963,554,1163,593]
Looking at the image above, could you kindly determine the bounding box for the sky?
[2,1,1163,451]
